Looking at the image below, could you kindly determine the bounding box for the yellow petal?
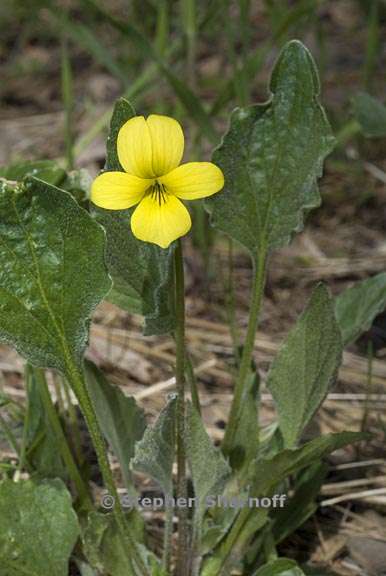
[91,171,153,210]
[131,194,191,249]
[117,116,154,178]
[116,114,184,179]
[146,114,184,177]
[159,162,224,200]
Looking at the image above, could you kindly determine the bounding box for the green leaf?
[201,509,268,576]
[83,512,137,576]
[334,272,386,345]
[0,160,66,186]
[0,178,111,372]
[132,395,177,498]
[254,558,306,576]
[201,507,239,557]
[0,478,79,576]
[248,431,366,497]
[84,360,146,493]
[24,366,67,479]
[201,376,261,553]
[353,92,386,138]
[83,512,162,576]
[206,40,334,257]
[186,402,231,516]
[104,98,136,172]
[98,208,176,334]
[0,161,91,207]
[229,371,260,471]
[271,462,328,544]
[106,282,142,314]
[204,432,366,576]
[185,404,232,574]
[94,97,176,335]
[267,285,342,447]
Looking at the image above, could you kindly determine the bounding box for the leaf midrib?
[260,83,311,249]
[10,194,74,369]
[0,234,57,344]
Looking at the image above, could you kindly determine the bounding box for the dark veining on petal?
[149,181,168,205]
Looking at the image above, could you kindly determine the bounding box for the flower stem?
[185,352,201,416]
[174,239,189,576]
[162,505,174,573]
[222,250,267,454]
[65,360,148,576]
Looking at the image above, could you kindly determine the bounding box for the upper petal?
[91,171,153,210]
[117,116,154,178]
[116,114,184,179]
[131,194,191,249]
[147,114,184,177]
[159,162,224,200]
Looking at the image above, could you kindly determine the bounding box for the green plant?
[0,39,382,576]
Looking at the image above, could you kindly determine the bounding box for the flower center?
[148,181,168,205]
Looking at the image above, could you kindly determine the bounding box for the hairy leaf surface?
[271,462,327,544]
[186,403,230,516]
[202,432,363,576]
[206,40,334,257]
[248,431,365,496]
[83,512,140,576]
[0,479,79,576]
[229,371,260,471]
[83,512,133,576]
[132,395,176,498]
[267,285,342,447]
[83,511,163,576]
[0,178,111,371]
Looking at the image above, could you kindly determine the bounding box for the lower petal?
[131,194,191,249]
[158,162,224,200]
[91,171,153,210]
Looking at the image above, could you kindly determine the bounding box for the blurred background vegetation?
[0,0,384,164]
[1,0,386,262]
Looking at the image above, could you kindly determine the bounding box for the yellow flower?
[91,114,224,249]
